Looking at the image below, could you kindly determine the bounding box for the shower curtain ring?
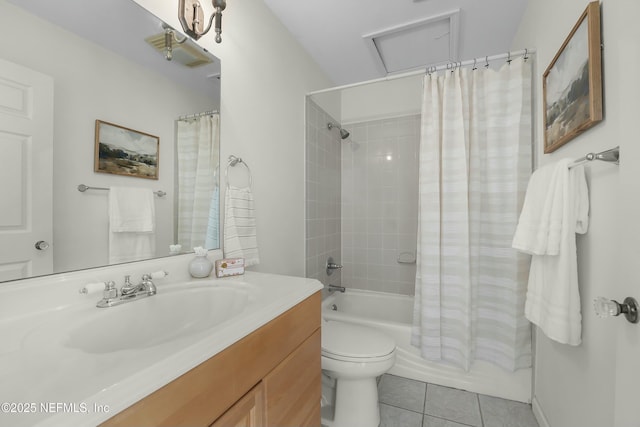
[485,56,489,68]
[507,51,512,65]
[472,58,477,70]
[524,48,529,62]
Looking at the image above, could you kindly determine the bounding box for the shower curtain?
[411,57,532,372]
[176,113,220,249]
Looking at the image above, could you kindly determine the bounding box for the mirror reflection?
[0,0,221,283]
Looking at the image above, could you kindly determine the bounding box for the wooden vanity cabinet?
[210,382,264,427]
[101,292,321,427]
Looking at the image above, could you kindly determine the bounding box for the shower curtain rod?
[308,48,535,96]
[177,110,219,121]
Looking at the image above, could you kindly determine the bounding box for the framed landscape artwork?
[543,1,602,153]
[94,120,159,180]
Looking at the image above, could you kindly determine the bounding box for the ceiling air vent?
[363,10,460,75]
[145,33,213,68]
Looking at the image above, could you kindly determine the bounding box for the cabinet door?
[211,382,264,427]
[264,329,321,427]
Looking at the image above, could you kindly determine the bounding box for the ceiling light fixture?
[178,0,226,43]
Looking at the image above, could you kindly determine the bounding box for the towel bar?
[569,146,619,168]
[77,184,166,197]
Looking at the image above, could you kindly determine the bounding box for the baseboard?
[532,396,550,427]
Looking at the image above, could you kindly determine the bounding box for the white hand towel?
[109,186,155,232]
[513,159,589,345]
[223,186,259,266]
[109,186,156,264]
[512,161,566,255]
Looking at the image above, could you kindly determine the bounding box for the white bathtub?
[322,288,532,403]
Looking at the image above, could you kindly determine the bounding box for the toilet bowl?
[321,320,396,427]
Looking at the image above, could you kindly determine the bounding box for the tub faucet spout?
[328,284,346,293]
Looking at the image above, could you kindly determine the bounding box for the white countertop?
[0,269,322,427]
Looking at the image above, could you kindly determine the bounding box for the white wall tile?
[341,115,420,295]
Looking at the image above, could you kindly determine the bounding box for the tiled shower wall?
[305,98,341,287]
[341,115,420,295]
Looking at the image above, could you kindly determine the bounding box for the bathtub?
[322,288,532,403]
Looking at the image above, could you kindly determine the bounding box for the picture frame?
[94,120,159,180]
[542,1,602,154]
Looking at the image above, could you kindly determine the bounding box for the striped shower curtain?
[411,58,532,372]
[176,113,220,249]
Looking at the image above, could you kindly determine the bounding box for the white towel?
[223,186,259,266]
[204,186,220,250]
[109,186,156,264]
[512,161,566,255]
[512,159,589,345]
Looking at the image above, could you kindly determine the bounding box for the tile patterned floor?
[378,374,539,427]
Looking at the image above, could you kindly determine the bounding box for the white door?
[612,2,640,424]
[613,142,640,427]
[0,58,54,281]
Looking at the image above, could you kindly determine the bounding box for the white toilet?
[321,319,396,427]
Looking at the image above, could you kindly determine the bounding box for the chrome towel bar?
[77,184,166,197]
[569,146,619,168]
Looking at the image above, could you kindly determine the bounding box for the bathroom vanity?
[101,292,321,426]
[0,261,323,427]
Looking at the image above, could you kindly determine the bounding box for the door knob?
[593,296,638,324]
[35,240,50,251]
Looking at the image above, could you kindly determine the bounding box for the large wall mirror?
[0,0,221,283]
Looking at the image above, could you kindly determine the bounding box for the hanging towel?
[512,159,589,345]
[204,186,220,249]
[512,161,566,255]
[224,186,259,266]
[109,186,156,264]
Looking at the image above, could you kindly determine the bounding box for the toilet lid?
[321,320,395,359]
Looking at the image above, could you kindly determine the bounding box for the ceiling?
[263,0,529,86]
[7,0,221,99]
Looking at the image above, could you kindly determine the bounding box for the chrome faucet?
[96,274,158,308]
[327,284,346,293]
[120,274,156,297]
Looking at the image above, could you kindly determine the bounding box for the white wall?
[0,1,213,274]
[134,0,333,277]
[513,1,632,426]
[341,76,422,124]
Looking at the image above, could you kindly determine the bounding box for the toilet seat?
[321,320,396,363]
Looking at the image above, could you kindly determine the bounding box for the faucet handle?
[103,281,118,299]
[326,257,343,276]
[149,270,168,279]
[141,273,158,296]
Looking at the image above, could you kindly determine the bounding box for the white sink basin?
[64,285,249,354]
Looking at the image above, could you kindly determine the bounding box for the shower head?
[327,122,350,140]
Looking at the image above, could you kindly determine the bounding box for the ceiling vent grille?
[363,10,460,75]
[145,33,213,68]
